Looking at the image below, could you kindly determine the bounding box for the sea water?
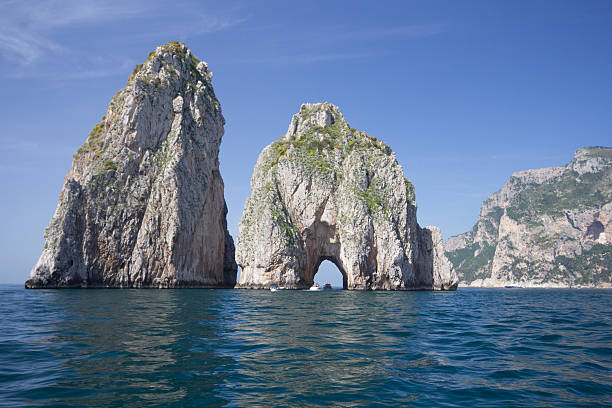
[0,285,610,407]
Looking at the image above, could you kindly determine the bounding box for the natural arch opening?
[313,259,347,289]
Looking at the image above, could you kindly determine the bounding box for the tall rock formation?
[26,42,237,288]
[445,147,611,288]
[235,103,457,290]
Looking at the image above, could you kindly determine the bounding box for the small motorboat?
[323,283,332,290]
[504,285,523,288]
[309,283,322,291]
[270,281,286,292]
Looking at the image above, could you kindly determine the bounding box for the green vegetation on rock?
[446,242,496,282]
[506,168,611,222]
[257,104,411,223]
[74,120,106,159]
[552,244,611,286]
[404,177,415,205]
[352,184,390,216]
[270,202,300,247]
[103,159,117,171]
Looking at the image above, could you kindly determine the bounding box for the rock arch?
[235,103,457,290]
[313,257,348,289]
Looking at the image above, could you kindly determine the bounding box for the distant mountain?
[445,147,611,288]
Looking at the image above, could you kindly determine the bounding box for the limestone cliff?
[235,103,457,290]
[445,147,611,288]
[26,42,237,288]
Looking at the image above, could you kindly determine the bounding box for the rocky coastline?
[446,147,611,288]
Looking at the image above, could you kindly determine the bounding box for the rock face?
[445,147,611,288]
[26,42,237,288]
[235,103,457,290]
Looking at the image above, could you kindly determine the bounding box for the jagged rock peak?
[236,103,457,290]
[128,41,216,95]
[26,42,236,288]
[284,103,348,139]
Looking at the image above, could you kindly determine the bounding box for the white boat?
[270,287,278,292]
[309,283,322,291]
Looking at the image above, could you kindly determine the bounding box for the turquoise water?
[0,285,610,407]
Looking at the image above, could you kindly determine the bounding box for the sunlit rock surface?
[445,147,611,288]
[26,42,236,288]
[236,103,457,290]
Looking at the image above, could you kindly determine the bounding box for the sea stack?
[235,103,458,290]
[26,42,237,288]
[445,147,611,288]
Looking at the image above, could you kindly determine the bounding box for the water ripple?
[0,286,610,407]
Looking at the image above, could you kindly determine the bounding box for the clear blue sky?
[1,0,610,284]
